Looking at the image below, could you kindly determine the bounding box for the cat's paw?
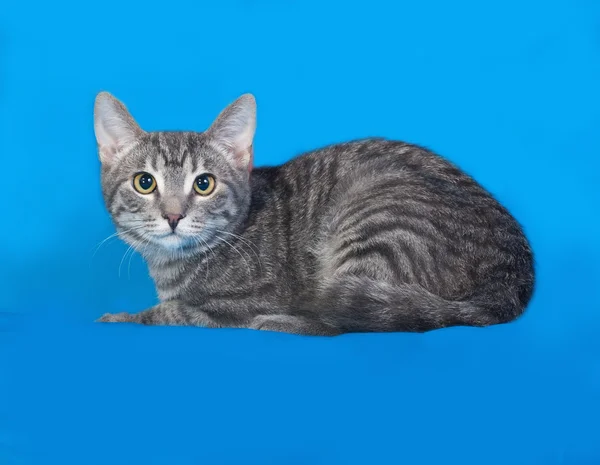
[250,314,339,336]
[96,312,136,323]
[250,315,298,334]
[250,315,275,331]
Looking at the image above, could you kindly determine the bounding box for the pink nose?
[163,213,185,231]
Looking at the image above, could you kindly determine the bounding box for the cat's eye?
[193,174,216,196]
[133,172,157,194]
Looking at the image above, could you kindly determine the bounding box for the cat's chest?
[150,245,308,304]
[148,251,261,300]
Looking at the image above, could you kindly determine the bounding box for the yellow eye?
[193,174,216,196]
[133,172,157,194]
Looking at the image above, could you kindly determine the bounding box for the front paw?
[250,315,295,334]
[250,314,339,336]
[250,315,273,331]
[96,312,136,323]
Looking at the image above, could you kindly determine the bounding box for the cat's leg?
[302,273,502,333]
[97,300,221,327]
[249,314,340,336]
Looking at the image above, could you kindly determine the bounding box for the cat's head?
[94,92,256,259]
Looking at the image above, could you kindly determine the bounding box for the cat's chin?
[151,232,196,252]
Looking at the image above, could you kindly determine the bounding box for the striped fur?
[95,93,534,336]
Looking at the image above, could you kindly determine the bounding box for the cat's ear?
[207,94,256,171]
[94,92,145,165]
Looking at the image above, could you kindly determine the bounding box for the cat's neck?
[144,246,207,300]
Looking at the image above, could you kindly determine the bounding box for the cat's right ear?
[94,92,144,165]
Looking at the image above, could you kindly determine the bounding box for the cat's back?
[279,138,470,181]
[276,138,495,208]
[267,137,522,248]
[265,138,526,242]
[291,138,526,239]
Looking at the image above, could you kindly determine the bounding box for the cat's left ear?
[207,94,256,171]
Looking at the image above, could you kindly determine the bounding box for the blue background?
[1,0,599,463]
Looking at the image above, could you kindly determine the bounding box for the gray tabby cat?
[94,92,534,336]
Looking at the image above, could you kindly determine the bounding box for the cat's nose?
[163,213,185,231]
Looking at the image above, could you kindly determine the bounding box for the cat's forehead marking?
[150,133,201,167]
[144,134,209,193]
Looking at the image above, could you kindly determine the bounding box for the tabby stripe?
[337,242,404,281]
[107,178,130,209]
[339,209,442,243]
[337,229,430,284]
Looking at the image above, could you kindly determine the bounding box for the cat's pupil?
[140,174,153,190]
[196,175,209,191]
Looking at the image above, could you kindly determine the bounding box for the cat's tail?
[305,274,533,333]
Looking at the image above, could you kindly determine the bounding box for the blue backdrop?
[1,0,599,464]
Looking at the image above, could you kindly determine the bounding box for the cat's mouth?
[156,231,180,238]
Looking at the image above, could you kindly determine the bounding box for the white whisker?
[90,224,147,258]
[194,235,213,280]
[118,236,144,278]
[216,229,263,273]
[127,233,153,279]
[214,234,251,277]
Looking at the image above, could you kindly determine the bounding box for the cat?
[94,92,534,336]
